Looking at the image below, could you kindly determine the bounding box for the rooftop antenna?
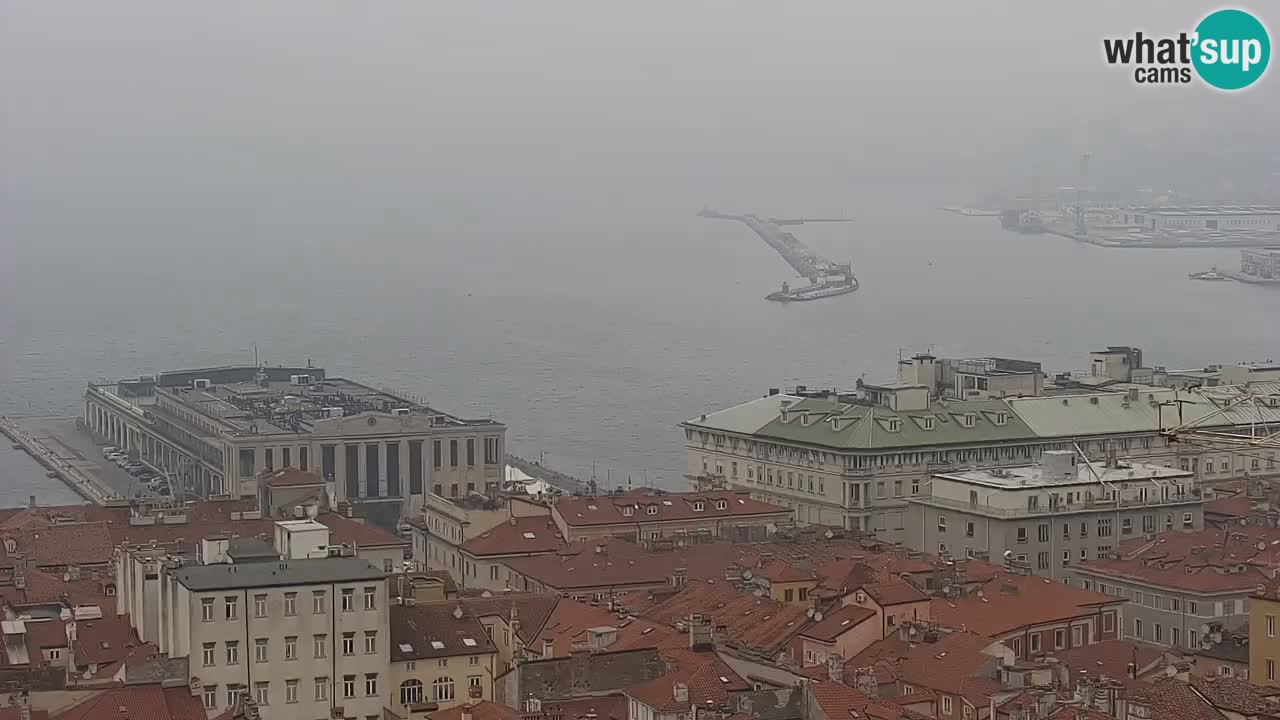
[254,343,259,367]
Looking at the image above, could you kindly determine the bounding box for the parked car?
[101,446,119,458]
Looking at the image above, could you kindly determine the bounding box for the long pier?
[1,416,126,505]
[698,207,849,281]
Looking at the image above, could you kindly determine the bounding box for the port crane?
[1159,390,1280,450]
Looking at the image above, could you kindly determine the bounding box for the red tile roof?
[426,701,519,720]
[755,560,814,584]
[1191,674,1280,715]
[624,649,749,712]
[462,516,564,557]
[391,603,498,661]
[808,681,931,720]
[0,522,115,569]
[931,574,1122,637]
[798,604,877,643]
[316,512,407,548]
[459,592,560,645]
[859,577,929,606]
[503,539,672,591]
[553,489,789,527]
[51,686,207,720]
[846,631,1005,700]
[1050,639,1167,680]
[72,613,141,667]
[1076,526,1280,594]
[1205,495,1252,520]
[1,568,110,607]
[628,580,811,655]
[262,467,325,487]
[532,598,678,657]
[538,695,629,720]
[1126,677,1223,720]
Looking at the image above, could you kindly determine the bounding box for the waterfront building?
[1118,206,1280,231]
[1069,526,1280,650]
[905,451,1202,579]
[684,369,1280,543]
[406,494,549,583]
[549,488,792,544]
[1240,247,1280,279]
[82,365,506,526]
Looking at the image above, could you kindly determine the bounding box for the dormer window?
[715,500,727,510]
[886,418,902,433]
[961,413,976,428]
[646,505,658,515]
[994,411,1008,427]
[922,416,935,431]
[692,501,705,512]
[621,506,634,517]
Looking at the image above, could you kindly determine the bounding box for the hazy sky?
[4,1,1277,204]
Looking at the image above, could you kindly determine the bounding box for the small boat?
[1188,270,1233,282]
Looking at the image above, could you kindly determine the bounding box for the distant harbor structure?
[698,207,857,302]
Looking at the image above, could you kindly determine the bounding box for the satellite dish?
[908,626,918,636]
[806,608,815,618]
[1258,541,1268,552]
[942,585,952,595]
[742,570,753,580]
[813,611,824,622]
[1003,550,1014,559]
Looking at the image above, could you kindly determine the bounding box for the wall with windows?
[391,651,495,712]
[1068,573,1244,651]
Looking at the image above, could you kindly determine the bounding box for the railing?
[913,492,1202,518]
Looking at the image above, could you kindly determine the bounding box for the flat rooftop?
[174,557,385,591]
[1131,206,1280,216]
[936,460,1192,489]
[99,365,501,436]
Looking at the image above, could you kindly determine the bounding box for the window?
[201,597,215,622]
[254,681,269,706]
[965,521,974,537]
[1190,601,1199,615]
[1269,659,1276,682]
[202,642,216,667]
[485,437,499,465]
[646,505,657,515]
[784,589,794,602]
[203,685,217,710]
[1072,625,1084,646]
[942,696,953,714]
[285,636,297,661]
[1153,624,1162,643]
[401,679,424,705]
[225,596,238,620]
[226,640,239,665]
[365,673,378,696]
[876,482,885,498]
[938,516,947,532]
[470,655,479,665]
[1030,634,1041,654]
[439,658,449,668]
[893,480,903,497]
[1189,629,1199,648]
[467,438,475,466]
[226,685,244,708]
[1038,524,1049,542]
[1063,550,1070,566]
[433,440,442,469]
[450,439,458,467]
[314,634,327,658]
[341,588,354,612]
[315,677,329,702]
[344,675,357,699]
[343,633,355,656]
[1098,518,1113,537]
[1134,618,1143,640]
[365,630,377,654]
[312,590,326,614]
[1017,527,1027,543]
[364,586,377,610]
[715,499,728,510]
[284,592,297,616]
[911,479,919,495]
[433,677,456,702]
[1037,552,1050,570]
[1183,512,1194,528]
[1171,627,1180,647]
[1097,545,1111,559]
[255,638,268,663]
[285,679,298,704]
[469,675,483,689]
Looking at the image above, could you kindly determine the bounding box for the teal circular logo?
[1192,9,1270,90]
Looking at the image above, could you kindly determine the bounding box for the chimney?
[826,653,843,683]
[15,691,31,720]
[462,704,474,720]
[689,615,714,651]
[13,554,26,590]
[68,564,81,582]
[673,682,689,704]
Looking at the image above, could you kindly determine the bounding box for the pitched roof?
[72,613,141,667]
[0,521,115,568]
[1051,639,1167,679]
[931,574,1122,637]
[462,516,564,557]
[859,577,930,606]
[262,467,325,487]
[459,593,560,645]
[846,631,1004,700]
[536,695,629,720]
[807,681,931,720]
[629,581,811,655]
[553,489,788,527]
[756,560,814,584]
[532,598,678,657]
[51,686,207,720]
[624,649,749,712]
[391,603,498,661]
[502,539,672,591]
[0,568,110,607]
[1192,674,1280,714]
[798,604,877,643]
[1126,677,1223,720]
[1076,526,1280,594]
[317,512,408,548]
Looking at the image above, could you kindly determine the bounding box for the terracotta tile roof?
[1045,708,1112,720]
[0,521,115,569]
[1051,639,1167,680]
[859,577,929,606]
[1076,526,1280,594]
[798,604,877,643]
[391,603,497,661]
[1126,677,1223,720]
[318,512,408,547]
[502,539,671,591]
[1205,495,1252,520]
[426,701,519,720]
[51,686,207,720]
[630,581,811,655]
[0,708,49,720]
[23,617,69,654]
[533,598,676,657]
[554,489,789,527]
[807,681,931,720]
[625,649,749,712]
[462,516,564,557]
[755,560,813,583]
[846,631,1004,699]
[72,613,141,667]
[931,574,1122,637]
[262,467,325,487]
[1,568,109,607]
[460,592,560,645]
[528,695,629,720]
[1191,674,1280,714]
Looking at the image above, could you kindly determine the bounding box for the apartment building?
[453,517,565,591]
[897,352,1043,401]
[684,375,1280,543]
[906,451,1202,577]
[407,494,548,583]
[1069,526,1280,651]
[550,489,791,544]
[1251,581,1280,686]
[502,539,672,600]
[83,365,505,522]
[389,602,498,713]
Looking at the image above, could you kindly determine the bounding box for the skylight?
[587,504,598,511]
[719,676,730,683]
[662,500,673,506]
[430,640,445,650]
[399,643,414,653]
[462,638,477,647]
[522,532,537,539]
